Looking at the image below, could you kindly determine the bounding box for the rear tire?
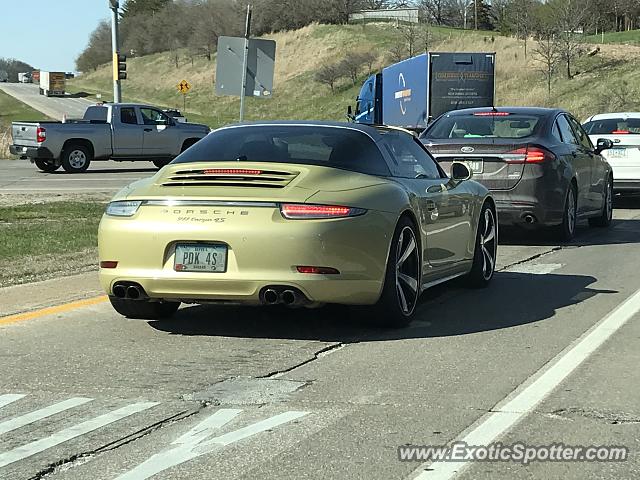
[555,183,577,241]
[589,176,613,228]
[35,159,59,172]
[61,144,91,173]
[152,159,171,169]
[367,216,420,328]
[109,297,180,320]
[466,202,497,288]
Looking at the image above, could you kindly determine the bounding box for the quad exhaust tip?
[263,289,279,304]
[112,282,148,300]
[260,286,308,306]
[524,214,537,224]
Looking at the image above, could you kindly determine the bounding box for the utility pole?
[239,4,251,122]
[109,0,122,103]
[474,0,478,30]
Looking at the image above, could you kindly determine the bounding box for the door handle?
[144,128,153,132]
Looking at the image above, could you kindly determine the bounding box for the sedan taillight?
[280,203,366,219]
[505,146,555,164]
[36,127,46,143]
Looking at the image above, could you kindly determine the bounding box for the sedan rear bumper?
[614,180,640,192]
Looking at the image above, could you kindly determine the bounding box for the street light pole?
[239,4,252,122]
[109,0,122,103]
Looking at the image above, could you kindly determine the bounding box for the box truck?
[354,52,496,130]
[39,71,66,97]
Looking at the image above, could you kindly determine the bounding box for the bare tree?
[551,0,588,79]
[314,63,344,92]
[419,0,447,25]
[339,51,368,85]
[403,23,419,57]
[532,30,560,96]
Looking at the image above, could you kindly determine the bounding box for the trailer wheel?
[61,144,91,173]
[35,159,60,172]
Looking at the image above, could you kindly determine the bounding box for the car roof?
[584,112,640,122]
[439,106,564,117]
[215,120,404,141]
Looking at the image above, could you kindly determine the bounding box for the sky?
[0,0,109,72]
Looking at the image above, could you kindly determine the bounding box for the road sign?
[177,80,191,94]
[215,36,276,98]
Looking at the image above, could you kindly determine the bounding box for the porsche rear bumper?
[98,205,397,305]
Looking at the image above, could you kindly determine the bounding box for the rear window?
[83,106,108,122]
[583,118,640,135]
[422,113,541,139]
[173,125,391,176]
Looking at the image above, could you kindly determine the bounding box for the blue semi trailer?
[354,52,496,130]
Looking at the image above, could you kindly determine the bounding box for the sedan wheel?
[556,184,577,241]
[369,217,420,328]
[589,177,613,228]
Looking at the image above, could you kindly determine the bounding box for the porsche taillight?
[280,204,366,219]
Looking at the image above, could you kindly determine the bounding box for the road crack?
[26,403,208,480]
[258,342,346,379]
[499,246,563,271]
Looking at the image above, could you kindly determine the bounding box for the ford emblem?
[461,146,475,153]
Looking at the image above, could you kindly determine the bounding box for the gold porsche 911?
[98,121,497,327]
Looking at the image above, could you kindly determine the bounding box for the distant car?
[420,107,614,240]
[98,121,497,327]
[583,112,640,193]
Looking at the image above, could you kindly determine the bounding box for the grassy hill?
[585,29,640,45]
[68,23,640,128]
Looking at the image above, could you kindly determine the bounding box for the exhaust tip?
[127,286,141,300]
[263,289,279,304]
[281,290,297,305]
[112,285,126,298]
[524,214,536,224]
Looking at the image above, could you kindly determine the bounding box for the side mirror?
[595,138,613,154]
[451,161,472,181]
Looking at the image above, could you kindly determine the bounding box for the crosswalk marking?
[115,409,308,480]
[0,397,93,436]
[0,394,25,410]
[0,401,158,468]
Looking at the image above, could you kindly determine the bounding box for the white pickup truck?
[10,103,210,172]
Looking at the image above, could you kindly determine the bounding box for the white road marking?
[504,263,563,275]
[0,397,92,436]
[0,394,25,410]
[115,409,308,480]
[0,401,158,468]
[409,286,640,480]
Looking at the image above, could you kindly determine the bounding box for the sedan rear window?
[423,113,541,139]
[173,125,391,176]
[583,118,640,135]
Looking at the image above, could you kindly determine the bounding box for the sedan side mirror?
[595,138,613,154]
[451,161,472,181]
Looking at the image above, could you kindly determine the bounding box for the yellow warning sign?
[177,80,191,94]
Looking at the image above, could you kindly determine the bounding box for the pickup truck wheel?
[61,145,91,173]
[152,159,170,169]
[35,159,59,172]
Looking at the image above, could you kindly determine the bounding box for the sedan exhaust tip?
[523,214,537,224]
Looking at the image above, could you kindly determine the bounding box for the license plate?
[455,159,483,174]
[174,244,227,273]
[608,148,627,158]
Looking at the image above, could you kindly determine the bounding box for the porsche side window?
[381,132,441,179]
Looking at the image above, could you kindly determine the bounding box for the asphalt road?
[0,83,94,121]
[0,160,156,195]
[1,203,639,480]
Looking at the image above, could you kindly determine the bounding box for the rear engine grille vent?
[162,169,298,188]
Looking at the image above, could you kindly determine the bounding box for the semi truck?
[354,52,496,131]
[39,71,66,96]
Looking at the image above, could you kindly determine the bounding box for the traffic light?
[117,54,127,80]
